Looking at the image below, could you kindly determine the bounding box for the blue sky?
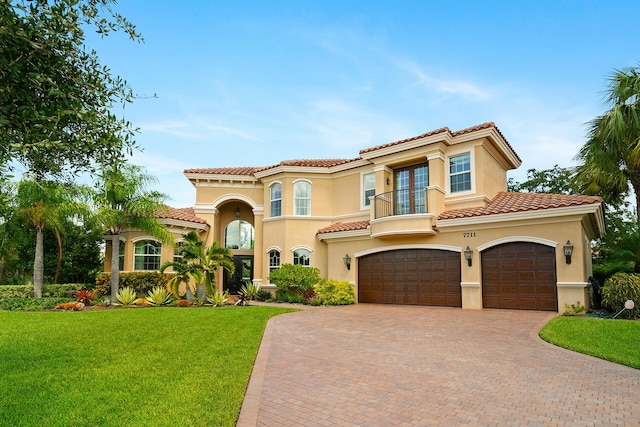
[89,1,639,208]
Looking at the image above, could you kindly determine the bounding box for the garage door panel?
[482,242,557,311]
[358,249,461,307]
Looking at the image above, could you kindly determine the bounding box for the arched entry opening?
[221,216,255,294]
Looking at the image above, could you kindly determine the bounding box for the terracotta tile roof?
[157,206,208,225]
[184,167,259,176]
[317,220,370,235]
[437,192,603,220]
[359,122,521,162]
[256,158,361,172]
[359,127,450,154]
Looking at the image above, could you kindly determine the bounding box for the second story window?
[173,241,184,263]
[363,173,376,208]
[270,182,282,217]
[449,153,471,193]
[293,180,311,216]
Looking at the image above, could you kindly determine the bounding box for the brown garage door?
[482,242,557,311]
[358,249,461,306]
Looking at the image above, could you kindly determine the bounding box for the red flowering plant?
[74,290,95,306]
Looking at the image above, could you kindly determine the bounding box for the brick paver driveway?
[238,305,640,426]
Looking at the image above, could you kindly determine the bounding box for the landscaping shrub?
[0,297,73,311]
[115,287,138,306]
[314,279,356,305]
[602,272,640,319]
[254,289,273,302]
[145,286,174,306]
[0,284,82,300]
[95,272,172,299]
[269,264,320,301]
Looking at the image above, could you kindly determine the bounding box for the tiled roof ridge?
[184,166,259,176]
[437,191,603,220]
[359,126,451,154]
[359,122,521,163]
[255,157,361,173]
[317,220,371,235]
[157,206,208,225]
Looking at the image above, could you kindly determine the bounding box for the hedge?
[95,272,172,299]
[0,284,83,301]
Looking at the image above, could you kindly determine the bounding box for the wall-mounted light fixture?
[463,246,473,267]
[343,253,351,270]
[235,205,241,217]
[386,177,390,185]
[563,240,573,264]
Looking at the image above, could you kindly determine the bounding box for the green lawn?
[0,306,295,426]
[540,316,640,369]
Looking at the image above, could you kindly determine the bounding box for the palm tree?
[95,163,174,302]
[160,231,234,300]
[575,66,640,223]
[15,180,67,297]
[199,241,235,298]
[160,259,202,301]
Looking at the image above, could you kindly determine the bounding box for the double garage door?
[357,243,557,311]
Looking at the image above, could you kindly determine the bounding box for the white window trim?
[291,246,312,267]
[361,171,376,210]
[132,238,162,271]
[446,150,475,196]
[293,179,312,216]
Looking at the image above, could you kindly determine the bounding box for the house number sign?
[462,232,476,238]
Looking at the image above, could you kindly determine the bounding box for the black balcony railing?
[374,188,427,219]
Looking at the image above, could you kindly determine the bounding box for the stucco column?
[253,207,265,286]
[461,246,482,309]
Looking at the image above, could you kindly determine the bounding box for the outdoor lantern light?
[343,253,351,270]
[235,205,241,217]
[563,240,573,264]
[386,177,390,185]
[463,246,473,267]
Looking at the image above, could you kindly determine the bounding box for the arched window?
[270,183,282,217]
[225,220,254,250]
[293,248,311,267]
[134,240,161,271]
[294,180,311,216]
[118,240,125,271]
[269,249,280,273]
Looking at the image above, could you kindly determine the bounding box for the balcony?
[370,189,436,238]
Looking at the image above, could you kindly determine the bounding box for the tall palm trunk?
[54,230,62,284]
[110,234,120,302]
[33,227,44,298]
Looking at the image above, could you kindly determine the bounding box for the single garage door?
[482,242,557,311]
[358,249,461,306]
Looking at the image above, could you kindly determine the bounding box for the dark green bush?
[269,264,320,295]
[602,272,640,319]
[314,279,356,305]
[274,289,304,304]
[0,297,74,311]
[255,289,273,302]
[95,272,172,299]
[0,284,81,300]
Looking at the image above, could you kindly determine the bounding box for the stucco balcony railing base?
[369,214,437,239]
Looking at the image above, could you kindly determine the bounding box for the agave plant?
[207,290,230,307]
[146,286,173,306]
[239,281,261,301]
[115,286,137,306]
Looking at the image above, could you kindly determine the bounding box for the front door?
[224,255,254,295]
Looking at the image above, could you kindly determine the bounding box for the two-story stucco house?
[105,122,604,312]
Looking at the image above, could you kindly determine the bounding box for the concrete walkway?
[238,304,640,426]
